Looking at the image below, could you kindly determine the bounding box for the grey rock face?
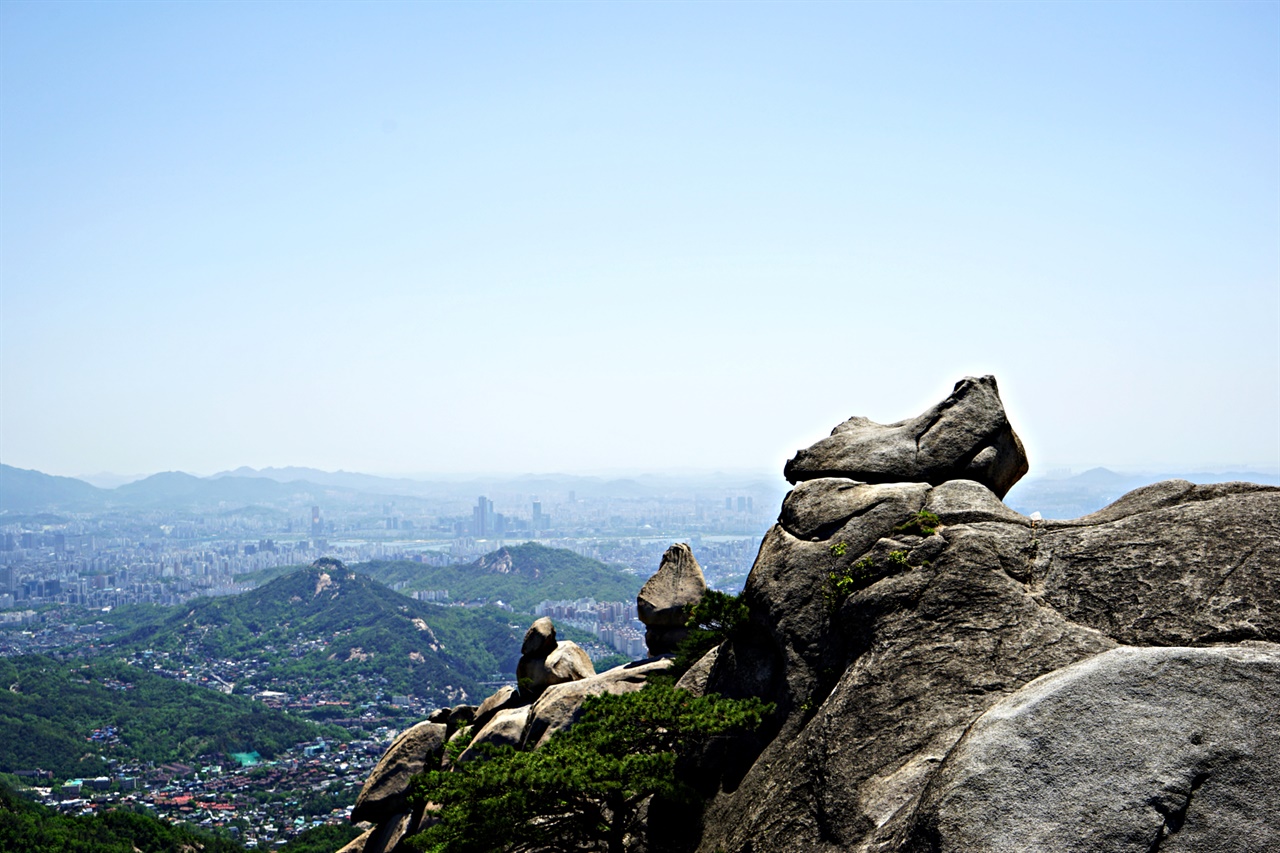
[524,658,674,749]
[697,478,1280,853]
[901,644,1280,853]
[457,706,533,764]
[471,684,521,733]
[518,639,595,695]
[514,617,594,697]
[674,643,721,696]
[351,720,447,825]
[521,617,557,656]
[783,375,1028,498]
[638,543,708,655]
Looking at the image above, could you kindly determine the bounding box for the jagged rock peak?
[638,543,708,655]
[783,374,1029,498]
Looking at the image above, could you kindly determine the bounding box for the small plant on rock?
[893,509,941,537]
[670,589,751,676]
[827,555,876,606]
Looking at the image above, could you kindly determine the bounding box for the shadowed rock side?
[694,478,1280,853]
[783,375,1028,498]
[638,543,708,655]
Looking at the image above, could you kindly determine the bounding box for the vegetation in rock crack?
[886,549,910,568]
[827,554,877,607]
[671,589,751,676]
[893,509,940,537]
[406,683,772,853]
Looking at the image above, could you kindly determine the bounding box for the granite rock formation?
[694,380,1280,853]
[344,615,660,851]
[343,376,1279,853]
[783,374,1028,498]
[638,543,708,655]
[515,616,595,697]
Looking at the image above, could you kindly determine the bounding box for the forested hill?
[106,563,524,707]
[0,655,341,781]
[357,542,644,611]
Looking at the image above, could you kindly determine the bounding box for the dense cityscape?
[0,468,778,845]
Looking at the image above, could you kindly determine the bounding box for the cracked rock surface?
[899,644,1280,853]
[783,375,1029,498]
[696,477,1280,853]
[695,382,1280,853]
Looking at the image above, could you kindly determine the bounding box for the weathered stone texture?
[900,644,1280,853]
[638,543,708,655]
[351,721,446,825]
[783,375,1028,498]
[697,477,1280,853]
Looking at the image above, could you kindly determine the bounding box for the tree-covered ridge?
[359,542,644,611]
[0,778,244,853]
[0,655,339,781]
[408,683,773,853]
[103,566,524,706]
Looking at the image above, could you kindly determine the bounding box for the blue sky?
[1,1,1277,478]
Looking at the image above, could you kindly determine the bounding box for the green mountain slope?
[359,542,644,611]
[0,656,339,781]
[109,561,524,707]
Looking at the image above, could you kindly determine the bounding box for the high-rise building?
[473,496,494,537]
[310,506,323,537]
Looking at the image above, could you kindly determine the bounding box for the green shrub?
[408,683,772,853]
[893,510,941,537]
[670,589,750,676]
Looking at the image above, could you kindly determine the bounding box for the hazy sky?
[2,1,1277,479]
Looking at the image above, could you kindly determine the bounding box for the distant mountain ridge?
[0,464,352,513]
[357,542,644,611]
[6,461,1274,517]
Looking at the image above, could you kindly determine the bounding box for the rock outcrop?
[349,614,646,849]
[693,379,1280,853]
[343,376,1279,853]
[515,616,595,697]
[901,644,1280,853]
[638,543,708,655]
[783,374,1028,498]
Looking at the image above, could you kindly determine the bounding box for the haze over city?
[2,1,1277,479]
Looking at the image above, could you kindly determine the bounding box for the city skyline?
[2,2,1277,478]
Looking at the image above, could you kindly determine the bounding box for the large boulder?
[518,639,595,695]
[457,706,533,764]
[638,543,708,655]
[515,616,595,697]
[351,721,447,825]
[521,617,557,656]
[783,375,1028,498]
[697,478,1280,853]
[524,658,675,749]
[901,644,1280,853]
[470,684,522,733]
